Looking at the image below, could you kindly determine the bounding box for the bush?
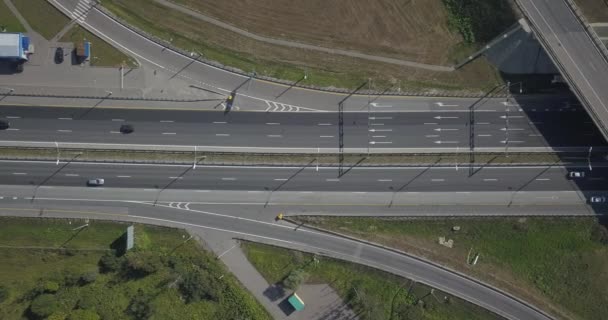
[98,252,122,273]
[43,281,60,293]
[283,269,309,290]
[128,289,152,320]
[124,251,163,277]
[68,309,100,320]
[179,270,221,303]
[591,224,608,245]
[80,271,98,285]
[0,285,9,303]
[30,294,60,319]
[442,0,516,44]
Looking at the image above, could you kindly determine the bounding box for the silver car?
[568,171,585,179]
[590,196,607,204]
[87,178,105,187]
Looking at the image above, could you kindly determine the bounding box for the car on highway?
[225,90,236,110]
[590,196,607,204]
[0,120,10,130]
[55,47,64,64]
[568,171,585,179]
[120,124,134,134]
[86,178,105,187]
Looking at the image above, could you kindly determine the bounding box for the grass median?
[60,24,138,67]
[0,217,270,319]
[290,216,608,320]
[241,241,502,320]
[12,0,70,40]
[0,146,581,166]
[0,0,25,32]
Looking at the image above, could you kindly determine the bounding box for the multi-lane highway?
[0,161,605,193]
[1,105,605,148]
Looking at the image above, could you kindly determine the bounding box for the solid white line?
[273,178,288,181]
[213,121,227,124]
[320,135,334,138]
[6,116,20,119]
[111,119,124,122]
[535,178,550,181]
[162,132,176,135]
[371,123,384,126]
[65,174,79,177]
[110,131,120,134]
[57,130,72,133]
[58,117,72,120]
[12,172,27,175]
[6,128,19,131]
[318,123,332,126]
[215,134,230,136]
[168,176,183,179]
[377,179,392,182]
[431,179,444,182]
[483,179,498,182]
[478,134,492,137]
[372,135,386,138]
[529,134,542,137]
[424,123,438,125]
[160,120,174,123]
[221,177,237,181]
[117,175,131,178]
[267,135,282,138]
[326,179,339,182]
[425,135,439,138]
[477,122,491,125]
[266,122,280,125]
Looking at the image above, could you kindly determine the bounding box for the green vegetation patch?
[293,216,608,320]
[0,217,270,320]
[12,0,70,40]
[442,0,517,44]
[60,24,138,67]
[0,0,26,33]
[241,241,502,320]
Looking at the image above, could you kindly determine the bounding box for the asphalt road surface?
[518,0,608,139]
[1,105,605,148]
[1,161,606,193]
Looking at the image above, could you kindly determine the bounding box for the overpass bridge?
[517,0,608,141]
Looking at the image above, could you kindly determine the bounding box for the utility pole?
[588,146,593,171]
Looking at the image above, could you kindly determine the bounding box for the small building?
[76,40,90,61]
[287,293,305,312]
[0,32,29,61]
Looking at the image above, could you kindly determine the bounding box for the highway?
[1,105,605,148]
[0,161,606,193]
[517,0,608,140]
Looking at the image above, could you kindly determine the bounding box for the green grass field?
[60,24,138,67]
[293,216,608,320]
[0,217,270,320]
[12,0,69,40]
[101,0,502,93]
[0,1,25,32]
[241,241,502,320]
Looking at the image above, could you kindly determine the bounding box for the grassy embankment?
[101,0,510,93]
[0,0,25,32]
[0,217,270,320]
[12,0,69,40]
[241,241,503,320]
[292,216,608,320]
[60,24,138,67]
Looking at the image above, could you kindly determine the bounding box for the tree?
[98,252,121,273]
[128,289,152,320]
[43,281,60,293]
[179,270,221,303]
[282,269,309,290]
[124,251,163,277]
[30,294,60,319]
[80,271,98,285]
[68,309,100,320]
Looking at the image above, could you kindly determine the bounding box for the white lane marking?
[535,178,550,181]
[372,135,386,138]
[110,131,120,134]
[369,117,393,120]
[377,179,393,182]
[434,141,459,144]
[424,123,438,125]
[6,128,19,131]
[434,116,459,119]
[477,122,491,125]
[6,116,20,119]
[425,135,439,138]
[483,178,498,182]
[369,141,392,145]
[320,135,334,138]
[267,134,283,138]
[160,120,174,123]
[273,178,288,181]
[12,172,27,175]
[529,134,542,137]
[213,121,227,124]
[369,129,392,132]
[370,103,392,108]
[370,123,384,126]
[215,134,230,136]
[434,128,459,132]
[435,102,459,107]
[500,128,524,131]
[318,123,332,126]
[162,132,177,135]
[221,177,237,181]
[266,122,280,125]
[168,176,183,179]
[58,117,72,120]
[478,134,492,137]
[500,115,524,119]
[500,140,525,143]
[111,119,124,122]
[65,174,79,177]
[117,175,131,178]
[326,179,340,182]
[431,179,445,182]
[57,130,72,133]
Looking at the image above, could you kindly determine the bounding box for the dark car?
[0,120,10,130]
[55,47,64,64]
[120,124,134,134]
[225,90,236,110]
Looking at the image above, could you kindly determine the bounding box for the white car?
[569,171,585,178]
[590,196,607,204]
[87,178,105,187]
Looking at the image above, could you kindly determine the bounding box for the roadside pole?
[55,141,59,165]
[120,63,124,90]
[193,146,197,170]
[588,146,593,171]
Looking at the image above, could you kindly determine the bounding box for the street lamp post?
[588,146,593,171]
[55,141,59,165]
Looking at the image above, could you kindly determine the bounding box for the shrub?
[283,269,309,290]
[30,294,60,319]
[179,270,221,303]
[127,289,152,320]
[0,285,9,303]
[43,281,60,293]
[98,252,122,273]
[80,271,98,285]
[591,224,608,245]
[124,251,163,277]
[68,309,100,320]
